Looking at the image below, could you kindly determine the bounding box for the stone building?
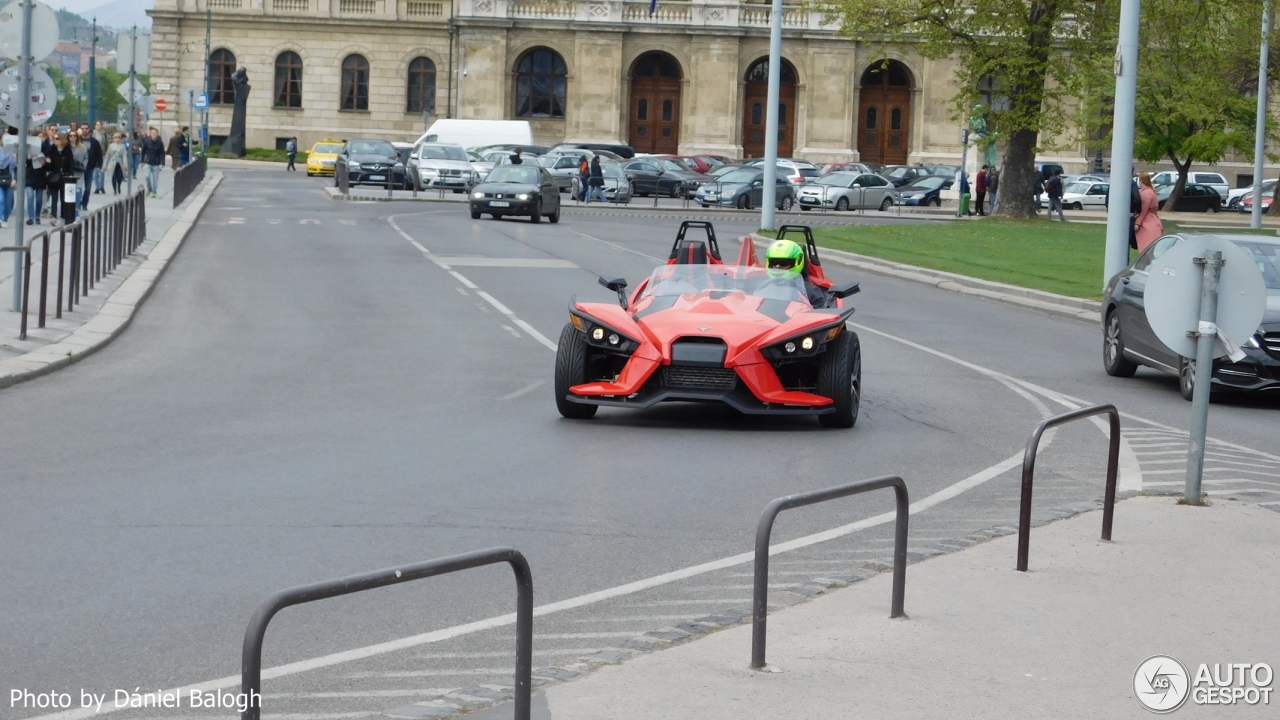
[149,0,1091,170]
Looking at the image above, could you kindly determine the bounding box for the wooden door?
[858,86,909,165]
[630,77,681,155]
[742,85,795,159]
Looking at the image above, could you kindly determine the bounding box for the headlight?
[348,162,361,170]
[472,191,484,199]
[592,327,605,341]
[801,337,814,351]
[1247,334,1262,348]
[420,168,439,176]
[911,193,925,199]
[761,325,842,362]
[577,317,639,354]
[516,193,530,200]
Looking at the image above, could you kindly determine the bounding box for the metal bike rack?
[1017,404,1119,571]
[241,547,533,720]
[751,475,909,668]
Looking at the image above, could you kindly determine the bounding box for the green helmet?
[765,239,805,279]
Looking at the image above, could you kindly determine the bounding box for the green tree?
[818,0,1110,218]
[1129,0,1279,212]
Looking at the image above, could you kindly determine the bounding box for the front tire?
[878,197,892,211]
[548,203,561,224]
[471,210,482,220]
[555,324,598,419]
[817,330,861,429]
[530,199,542,223]
[1205,204,1217,214]
[836,197,850,212]
[1103,311,1139,377]
[738,194,752,210]
[929,196,941,207]
[1179,357,1202,401]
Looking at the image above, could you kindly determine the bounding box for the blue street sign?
[194,92,209,110]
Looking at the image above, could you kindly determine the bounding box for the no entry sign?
[154,97,168,112]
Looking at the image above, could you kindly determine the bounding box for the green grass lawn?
[208,146,308,163]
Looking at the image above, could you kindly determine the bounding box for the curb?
[0,172,223,389]
[749,233,1102,324]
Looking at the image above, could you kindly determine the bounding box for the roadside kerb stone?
[0,173,223,389]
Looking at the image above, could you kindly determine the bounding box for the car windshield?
[798,168,819,178]
[910,176,946,190]
[602,165,626,179]
[418,145,468,161]
[888,167,911,178]
[815,174,855,187]
[639,264,809,306]
[485,166,540,184]
[659,159,690,172]
[709,165,740,177]
[1064,183,1090,194]
[1234,242,1280,290]
[718,169,759,184]
[348,141,393,155]
[312,144,343,154]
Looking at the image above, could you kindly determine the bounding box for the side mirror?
[599,276,629,308]
[832,281,861,299]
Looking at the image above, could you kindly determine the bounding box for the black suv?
[335,138,408,189]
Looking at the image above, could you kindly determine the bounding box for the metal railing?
[240,547,533,720]
[13,192,146,340]
[751,476,909,668]
[173,156,207,208]
[1017,404,1120,572]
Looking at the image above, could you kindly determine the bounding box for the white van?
[414,120,532,150]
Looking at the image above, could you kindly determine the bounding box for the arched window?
[891,107,902,130]
[341,54,370,111]
[273,51,303,108]
[662,99,673,122]
[778,103,787,126]
[745,58,796,84]
[865,106,877,130]
[751,102,762,125]
[637,98,648,120]
[515,48,567,118]
[208,49,236,105]
[407,56,436,114]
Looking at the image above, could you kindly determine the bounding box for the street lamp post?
[88,16,97,130]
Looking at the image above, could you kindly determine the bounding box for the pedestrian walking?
[1134,172,1165,252]
[92,120,107,193]
[129,131,142,178]
[286,137,298,171]
[25,147,47,225]
[48,132,77,226]
[179,127,191,166]
[0,130,17,228]
[576,155,589,201]
[1046,169,1065,221]
[41,126,57,218]
[584,156,607,204]
[79,126,102,211]
[69,131,87,216]
[975,164,988,216]
[142,127,167,197]
[167,128,183,170]
[986,165,999,213]
[105,133,128,195]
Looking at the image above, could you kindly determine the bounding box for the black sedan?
[1103,233,1280,399]
[897,175,953,206]
[1155,183,1223,213]
[335,138,408,189]
[622,158,705,198]
[469,165,562,223]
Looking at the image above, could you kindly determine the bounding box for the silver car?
[797,172,897,212]
[409,142,478,192]
[537,154,580,193]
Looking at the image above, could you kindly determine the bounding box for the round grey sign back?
[0,1,60,62]
[1145,235,1267,359]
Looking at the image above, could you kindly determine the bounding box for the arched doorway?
[858,60,912,165]
[742,58,797,159]
[629,52,682,154]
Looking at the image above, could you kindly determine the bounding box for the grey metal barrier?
[240,547,533,720]
[751,475,909,668]
[11,191,145,341]
[173,156,207,208]
[338,162,350,196]
[1017,404,1119,572]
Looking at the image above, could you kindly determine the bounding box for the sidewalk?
[468,496,1279,719]
[0,167,219,386]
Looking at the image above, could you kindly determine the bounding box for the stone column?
[682,36,740,156]
[567,31,624,142]
[457,26,508,120]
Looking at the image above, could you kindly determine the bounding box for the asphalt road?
[2,169,1276,720]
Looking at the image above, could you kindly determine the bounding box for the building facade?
[149,0,1092,170]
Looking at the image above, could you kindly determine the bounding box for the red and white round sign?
[154,98,168,112]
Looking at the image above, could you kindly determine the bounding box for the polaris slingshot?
[554,223,863,427]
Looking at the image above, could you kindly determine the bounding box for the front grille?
[663,366,737,390]
[1265,332,1280,359]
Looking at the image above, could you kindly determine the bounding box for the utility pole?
[202,8,210,156]
[446,21,454,119]
[88,15,96,130]
[1252,1,1271,230]
[758,0,783,231]
[10,0,33,312]
[126,24,136,197]
[1102,0,1141,289]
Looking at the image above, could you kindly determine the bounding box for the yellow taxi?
[306,139,345,176]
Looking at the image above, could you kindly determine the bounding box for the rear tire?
[1205,204,1217,214]
[555,324,598,419]
[817,330,860,429]
[1179,357,1205,401]
[801,206,811,211]
[780,195,794,211]
[1103,311,1139,377]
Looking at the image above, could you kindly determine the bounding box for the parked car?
[881,165,933,187]
[820,162,874,176]
[896,175,953,206]
[537,154,581,192]
[1102,233,1280,399]
[305,138,344,177]
[1228,179,1277,210]
[1061,181,1110,209]
[746,158,820,186]
[467,150,495,177]
[408,142,478,192]
[1241,192,1274,213]
[335,138,408,189]
[797,172,897,212]
[600,163,633,204]
[663,155,716,174]
[922,164,960,178]
[550,142,636,159]
[1155,183,1222,213]
[623,157,705,197]
[469,164,562,222]
[694,168,794,210]
[1150,171,1229,205]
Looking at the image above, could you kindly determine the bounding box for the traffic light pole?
[88,16,96,131]
[202,8,210,157]
[10,0,33,312]
[126,24,137,197]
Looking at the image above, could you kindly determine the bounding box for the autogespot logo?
[1135,655,1191,713]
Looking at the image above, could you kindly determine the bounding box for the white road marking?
[475,291,557,351]
[455,287,468,296]
[502,324,522,338]
[499,381,544,401]
[228,217,246,224]
[300,219,321,225]
[339,219,357,225]
[570,230,663,263]
[433,257,579,269]
[268,218,282,225]
[410,648,622,659]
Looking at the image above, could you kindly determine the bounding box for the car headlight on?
[516,193,530,200]
[801,336,815,351]
[592,327,605,341]
[762,324,842,362]
[472,191,484,199]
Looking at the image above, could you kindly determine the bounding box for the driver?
[765,239,828,307]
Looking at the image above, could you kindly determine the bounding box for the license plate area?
[490,200,510,207]
[369,175,385,181]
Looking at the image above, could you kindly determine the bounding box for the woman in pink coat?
[1134,172,1164,252]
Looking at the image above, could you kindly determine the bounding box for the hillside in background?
[87,0,153,31]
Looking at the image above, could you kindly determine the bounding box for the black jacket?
[26,156,46,190]
[141,136,166,166]
[85,136,103,171]
[588,158,604,187]
[48,146,75,184]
